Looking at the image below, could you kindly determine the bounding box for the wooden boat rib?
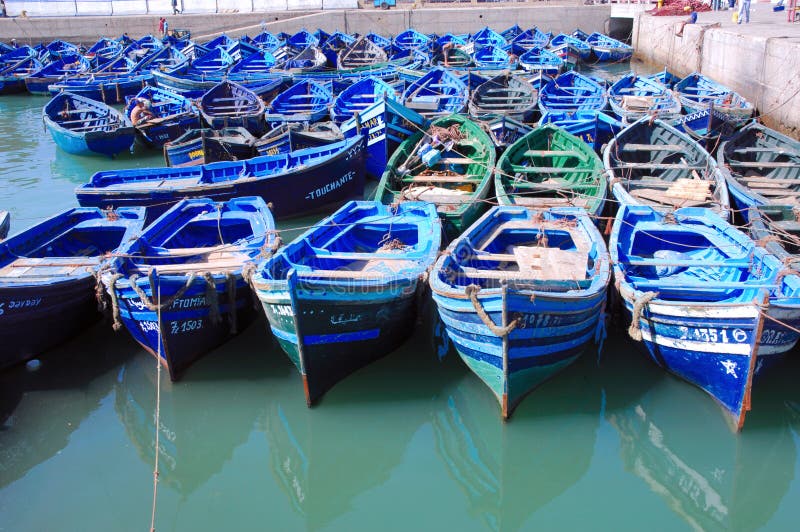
[604,117,730,219]
[496,124,607,217]
[430,206,611,418]
[468,73,538,122]
[252,201,442,405]
[106,197,275,380]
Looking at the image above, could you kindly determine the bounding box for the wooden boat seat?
[142,249,251,273]
[508,180,593,191]
[510,164,595,174]
[734,147,800,156]
[617,162,707,170]
[619,144,686,152]
[729,161,799,168]
[464,247,588,281]
[521,149,587,160]
[406,174,481,184]
[510,196,589,207]
[622,257,750,267]
[738,177,800,185]
[0,256,101,278]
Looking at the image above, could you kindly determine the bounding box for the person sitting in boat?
[130,98,154,125]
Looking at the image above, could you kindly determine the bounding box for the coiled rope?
[628,291,659,341]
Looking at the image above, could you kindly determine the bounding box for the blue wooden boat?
[608,72,682,123]
[430,206,611,418]
[609,204,800,430]
[123,86,201,148]
[95,54,136,75]
[675,73,754,126]
[76,135,366,221]
[252,31,283,52]
[517,46,563,76]
[435,33,468,49]
[0,51,41,95]
[671,107,738,154]
[477,114,533,153]
[183,47,234,76]
[341,97,427,180]
[42,40,80,61]
[47,72,153,104]
[468,73,538,122]
[329,76,398,124]
[645,68,682,89]
[571,29,590,42]
[288,29,319,50]
[265,79,332,128]
[394,29,430,51]
[337,36,389,69]
[512,27,552,50]
[0,206,146,370]
[471,27,506,50]
[472,45,515,70]
[585,32,633,62]
[0,211,9,240]
[203,34,236,51]
[538,71,607,114]
[548,34,592,62]
[254,122,343,157]
[279,45,327,74]
[84,37,123,67]
[365,32,392,52]
[719,121,800,222]
[199,80,267,136]
[133,45,187,73]
[320,31,356,68]
[539,110,623,155]
[252,200,441,405]
[25,54,91,95]
[604,117,730,219]
[402,67,468,118]
[164,127,257,167]
[104,197,275,380]
[313,28,331,46]
[150,69,284,99]
[43,92,136,157]
[500,24,524,42]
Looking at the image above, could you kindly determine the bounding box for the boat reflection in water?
[0,323,136,489]
[430,353,602,531]
[114,326,268,496]
[264,322,446,529]
[607,371,797,531]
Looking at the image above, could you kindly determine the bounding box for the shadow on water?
[0,321,138,488]
[113,321,272,497]
[604,329,800,531]
[263,304,463,530]
[428,334,603,531]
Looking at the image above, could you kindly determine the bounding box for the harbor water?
[2,64,800,531]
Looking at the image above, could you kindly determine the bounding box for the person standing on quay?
[737,0,751,23]
[158,17,165,37]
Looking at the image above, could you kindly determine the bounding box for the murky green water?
[2,67,800,532]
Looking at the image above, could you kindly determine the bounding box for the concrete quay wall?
[0,5,614,43]
[633,13,800,136]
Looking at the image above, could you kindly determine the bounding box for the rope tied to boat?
[464,284,519,338]
[204,272,222,326]
[428,123,464,143]
[628,291,659,342]
[226,273,238,334]
[126,272,197,311]
[107,273,123,331]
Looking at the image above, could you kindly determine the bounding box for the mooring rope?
[464,284,519,337]
[226,273,238,335]
[628,291,659,341]
[204,272,222,326]
[149,283,162,532]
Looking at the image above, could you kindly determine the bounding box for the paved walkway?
[687,3,800,37]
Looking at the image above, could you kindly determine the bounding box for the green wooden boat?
[374,114,495,239]
[495,124,607,217]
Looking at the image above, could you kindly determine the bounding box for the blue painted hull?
[47,75,153,104]
[0,277,100,369]
[0,211,8,239]
[48,125,136,157]
[0,78,26,95]
[430,206,611,418]
[77,136,366,221]
[109,275,259,380]
[539,111,623,155]
[137,113,203,149]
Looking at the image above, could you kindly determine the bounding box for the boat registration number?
[170,319,203,334]
[677,326,748,344]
